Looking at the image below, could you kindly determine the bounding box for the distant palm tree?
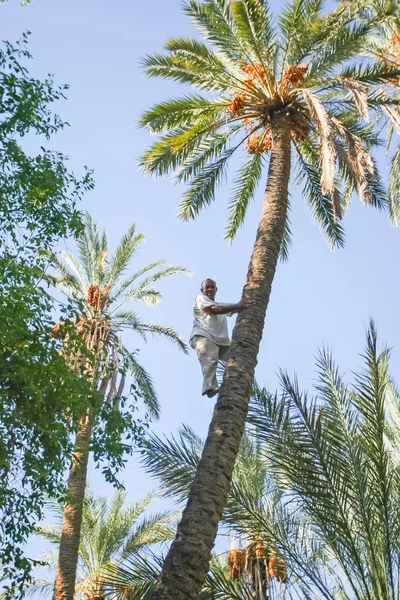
[43,213,190,600]
[29,488,176,600]
[139,0,400,596]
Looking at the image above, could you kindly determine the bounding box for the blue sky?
[3,0,400,586]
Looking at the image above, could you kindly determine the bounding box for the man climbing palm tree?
[190,279,250,397]
[139,1,400,595]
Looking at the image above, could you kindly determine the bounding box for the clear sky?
[3,0,400,585]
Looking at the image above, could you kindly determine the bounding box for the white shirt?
[190,294,231,346]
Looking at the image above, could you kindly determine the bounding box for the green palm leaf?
[225,152,263,241]
[140,95,229,134]
[105,225,145,287]
[177,149,236,220]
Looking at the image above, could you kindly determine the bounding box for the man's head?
[201,279,217,301]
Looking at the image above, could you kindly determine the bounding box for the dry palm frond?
[383,105,400,134]
[334,119,375,206]
[339,77,369,121]
[331,188,342,220]
[302,89,337,196]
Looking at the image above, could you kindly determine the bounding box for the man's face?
[202,279,217,301]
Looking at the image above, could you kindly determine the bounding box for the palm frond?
[279,202,292,263]
[123,288,163,308]
[339,77,369,121]
[141,425,201,503]
[102,550,160,599]
[173,128,241,184]
[113,261,167,300]
[105,224,145,288]
[183,0,244,64]
[225,152,264,241]
[40,250,82,295]
[333,119,383,208]
[132,321,188,354]
[230,0,275,66]
[35,524,62,546]
[139,121,226,179]
[125,355,160,418]
[388,144,400,225]
[123,511,176,554]
[307,16,385,81]
[177,148,236,221]
[140,95,229,134]
[279,0,323,67]
[111,311,147,340]
[302,90,336,196]
[295,140,345,248]
[119,266,191,305]
[24,579,53,599]
[141,45,230,92]
[59,250,88,292]
[75,212,103,284]
[339,61,400,86]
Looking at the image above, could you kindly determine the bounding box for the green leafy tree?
[139,0,400,596]
[28,488,175,600]
[43,213,189,600]
[0,33,94,597]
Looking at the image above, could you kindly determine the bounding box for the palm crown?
[140,0,400,246]
[31,488,176,600]
[44,213,190,415]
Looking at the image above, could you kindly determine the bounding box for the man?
[190,279,250,398]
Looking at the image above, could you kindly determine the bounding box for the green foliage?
[0,34,94,597]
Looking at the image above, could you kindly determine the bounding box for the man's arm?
[203,299,250,316]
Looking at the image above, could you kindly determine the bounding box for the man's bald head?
[201,279,217,300]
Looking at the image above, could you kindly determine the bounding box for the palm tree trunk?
[153,111,292,600]
[53,415,92,600]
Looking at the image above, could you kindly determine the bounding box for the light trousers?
[191,335,230,395]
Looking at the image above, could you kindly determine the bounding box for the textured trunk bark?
[53,415,92,600]
[153,111,292,600]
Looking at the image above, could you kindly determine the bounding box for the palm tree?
[246,323,400,600]
[43,213,190,600]
[139,0,400,596]
[29,488,176,600]
[115,325,400,599]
